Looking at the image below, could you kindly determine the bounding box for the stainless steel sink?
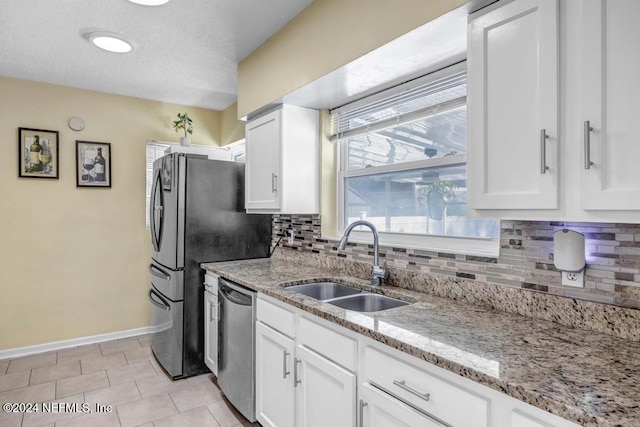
[328,293,409,312]
[286,282,363,300]
[286,282,409,312]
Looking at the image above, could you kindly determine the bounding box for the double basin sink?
[285,282,409,312]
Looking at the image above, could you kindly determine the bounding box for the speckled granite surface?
[202,250,640,427]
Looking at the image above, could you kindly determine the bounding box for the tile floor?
[0,335,256,427]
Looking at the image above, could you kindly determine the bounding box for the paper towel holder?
[553,229,585,287]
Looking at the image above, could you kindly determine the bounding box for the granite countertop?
[202,254,640,427]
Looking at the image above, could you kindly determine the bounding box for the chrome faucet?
[338,220,389,286]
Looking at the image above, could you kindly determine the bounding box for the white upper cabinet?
[579,0,640,210]
[468,0,640,222]
[468,0,559,210]
[245,105,320,214]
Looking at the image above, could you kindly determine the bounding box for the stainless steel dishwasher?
[217,278,256,422]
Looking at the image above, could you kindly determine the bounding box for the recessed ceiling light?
[86,32,134,54]
[128,0,170,5]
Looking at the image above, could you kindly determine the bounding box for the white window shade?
[145,141,170,228]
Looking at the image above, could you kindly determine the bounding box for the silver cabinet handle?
[294,357,302,387]
[584,120,594,170]
[540,129,550,174]
[209,301,215,322]
[393,380,430,402]
[271,173,278,193]
[359,400,368,427]
[282,350,290,379]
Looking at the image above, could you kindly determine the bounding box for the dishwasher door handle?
[219,284,253,306]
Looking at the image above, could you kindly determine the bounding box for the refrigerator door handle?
[148,263,170,280]
[148,288,170,311]
[150,167,164,252]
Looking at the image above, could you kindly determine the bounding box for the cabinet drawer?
[298,315,357,371]
[257,297,295,338]
[364,346,489,427]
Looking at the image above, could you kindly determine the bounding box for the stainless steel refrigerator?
[148,152,271,379]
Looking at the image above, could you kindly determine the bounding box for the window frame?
[334,63,499,257]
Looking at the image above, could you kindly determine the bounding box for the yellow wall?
[237,0,467,117]
[0,77,224,350]
[220,103,245,146]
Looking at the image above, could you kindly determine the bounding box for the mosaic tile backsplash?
[272,215,640,310]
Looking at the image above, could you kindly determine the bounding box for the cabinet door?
[203,290,217,375]
[256,321,295,427]
[580,0,640,209]
[468,0,559,210]
[296,345,356,427]
[245,109,282,211]
[360,384,442,427]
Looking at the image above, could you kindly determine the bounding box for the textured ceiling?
[0,0,313,110]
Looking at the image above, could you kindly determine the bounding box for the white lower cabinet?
[296,344,356,427]
[363,345,489,427]
[255,294,580,427]
[203,273,218,376]
[255,321,295,427]
[256,295,356,427]
[360,383,441,427]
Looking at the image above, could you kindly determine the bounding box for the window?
[145,141,170,228]
[333,62,499,254]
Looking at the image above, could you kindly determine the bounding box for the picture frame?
[76,140,112,188]
[18,127,60,179]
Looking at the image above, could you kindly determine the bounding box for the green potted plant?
[172,112,193,146]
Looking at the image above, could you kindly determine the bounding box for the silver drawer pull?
[540,129,550,174]
[294,357,302,386]
[584,120,594,170]
[393,379,430,402]
[359,400,368,427]
[282,350,290,379]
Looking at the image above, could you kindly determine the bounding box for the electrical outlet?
[561,270,584,288]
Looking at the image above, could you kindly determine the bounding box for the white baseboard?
[0,325,161,360]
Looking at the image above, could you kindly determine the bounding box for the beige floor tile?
[0,370,30,392]
[169,381,223,412]
[154,406,221,427]
[57,344,102,363]
[0,359,9,375]
[116,393,178,427]
[137,335,151,348]
[135,373,190,398]
[100,338,142,356]
[148,356,166,376]
[186,373,218,387]
[123,346,153,365]
[0,410,23,427]
[107,361,157,385]
[56,371,109,398]
[6,352,57,373]
[85,381,142,407]
[81,353,127,374]
[30,360,81,386]
[22,393,85,427]
[206,399,248,427]
[55,410,120,427]
[0,381,56,403]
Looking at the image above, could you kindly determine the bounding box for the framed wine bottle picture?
[76,140,111,188]
[18,127,60,179]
